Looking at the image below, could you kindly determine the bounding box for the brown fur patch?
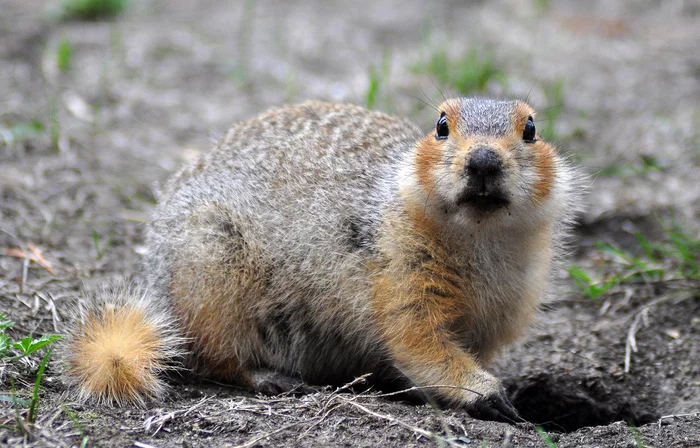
[371,264,482,403]
[512,102,535,135]
[404,204,440,241]
[531,141,556,203]
[439,100,461,133]
[170,259,260,379]
[69,306,163,403]
[415,135,443,196]
[168,203,266,381]
[368,207,487,403]
[207,357,254,387]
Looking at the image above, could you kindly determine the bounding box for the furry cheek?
[530,141,556,204]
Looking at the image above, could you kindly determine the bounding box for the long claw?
[468,389,525,424]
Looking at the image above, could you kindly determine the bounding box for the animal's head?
[404,97,570,230]
[401,98,572,233]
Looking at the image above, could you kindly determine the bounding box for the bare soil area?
[1,0,699,446]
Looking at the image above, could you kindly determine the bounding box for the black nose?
[467,147,502,178]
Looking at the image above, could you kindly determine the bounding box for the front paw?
[467,387,524,423]
[463,371,524,424]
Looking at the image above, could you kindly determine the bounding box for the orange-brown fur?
[72,307,161,400]
[415,136,443,196]
[167,203,266,382]
[63,286,183,405]
[371,207,481,404]
[532,141,556,203]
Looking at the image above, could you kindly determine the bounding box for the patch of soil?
[1,0,699,447]
[501,293,699,434]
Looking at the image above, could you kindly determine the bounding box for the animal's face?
[411,98,558,225]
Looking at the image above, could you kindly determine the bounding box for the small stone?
[663,329,680,339]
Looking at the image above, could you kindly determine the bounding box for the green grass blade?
[28,347,53,423]
[535,426,557,448]
[635,232,656,262]
[57,39,72,73]
[0,314,14,330]
[366,67,379,110]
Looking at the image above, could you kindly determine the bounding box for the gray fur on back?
[147,101,421,290]
[142,102,422,382]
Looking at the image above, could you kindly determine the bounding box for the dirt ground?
[1,0,699,446]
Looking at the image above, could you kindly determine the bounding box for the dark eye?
[523,116,536,142]
[435,112,449,140]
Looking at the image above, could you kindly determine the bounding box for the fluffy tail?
[62,285,184,406]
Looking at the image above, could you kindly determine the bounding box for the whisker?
[419,83,441,111]
[405,93,439,113]
[525,81,536,104]
[429,77,447,103]
[536,104,563,113]
[423,171,452,215]
[533,116,563,123]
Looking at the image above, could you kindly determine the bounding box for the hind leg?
[165,203,269,386]
[203,357,310,395]
[200,357,310,395]
[249,369,311,395]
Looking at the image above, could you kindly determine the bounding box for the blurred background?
[3,0,700,227]
[0,1,699,445]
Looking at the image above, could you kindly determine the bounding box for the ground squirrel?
[63,98,581,423]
